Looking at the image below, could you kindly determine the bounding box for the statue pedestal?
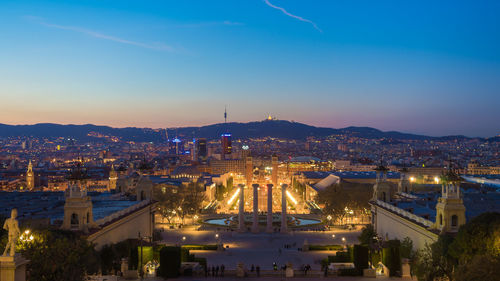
[285,263,294,277]
[0,254,29,281]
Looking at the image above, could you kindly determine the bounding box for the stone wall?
[372,203,438,250]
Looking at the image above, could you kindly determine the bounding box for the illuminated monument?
[26,160,34,190]
[228,155,296,233]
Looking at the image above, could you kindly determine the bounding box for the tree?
[316,182,371,225]
[153,182,206,224]
[412,235,455,281]
[153,184,182,224]
[19,229,98,281]
[412,212,500,281]
[358,224,376,245]
[448,212,500,281]
[400,237,414,260]
[179,182,206,221]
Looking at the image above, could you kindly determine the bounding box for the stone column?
[281,184,288,233]
[238,184,245,232]
[252,184,259,233]
[266,184,273,233]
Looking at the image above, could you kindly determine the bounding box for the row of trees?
[154,182,206,224]
[315,182,372,224]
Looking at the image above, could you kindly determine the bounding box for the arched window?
[451,215,458,227]
[141,190,146,201]
[87,212,90,224]
[439,214,443,226]
[71,213,79,227]
[382,192,386,202]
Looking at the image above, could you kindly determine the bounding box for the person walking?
[212,265,215,277]
[256,265,260,277]
[216,265,219,277]
[221,264,225,277]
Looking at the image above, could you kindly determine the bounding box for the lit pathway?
[158,225,363,270]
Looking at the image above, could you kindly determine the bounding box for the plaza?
[158,225,363,271]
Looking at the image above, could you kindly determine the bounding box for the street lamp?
[20,229,34,243]
[332,234,335,239]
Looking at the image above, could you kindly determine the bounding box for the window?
[439,214,443,226]
[451,215,458,227]
[71,213,79,227]
[382,192,386,202]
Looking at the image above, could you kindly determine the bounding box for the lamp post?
[20,229,34,243]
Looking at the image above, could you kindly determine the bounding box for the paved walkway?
[158,226,364,271]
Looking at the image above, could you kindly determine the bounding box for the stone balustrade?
[376,200,433,227]
[94,200,150,226]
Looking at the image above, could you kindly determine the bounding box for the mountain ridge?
[0,120,491,142]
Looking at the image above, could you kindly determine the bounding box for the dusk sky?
[1,0,499,137]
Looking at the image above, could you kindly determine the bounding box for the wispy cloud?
[263,0,322,33]
[25,16,175,52]
[175,21,244,28]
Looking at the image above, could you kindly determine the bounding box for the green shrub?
[159,246,181,278]
[308,245,344,251]
[181,244,217,251]
[353,245,369,270]
[129,245,138,270]
[328,247,354,263]
[382,240,401,276]
[138,246,154,268]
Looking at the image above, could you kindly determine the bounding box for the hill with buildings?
[0,120,481,142]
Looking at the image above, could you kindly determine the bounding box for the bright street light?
[332,234,335,238]
[434,177,440,184]
[20,229,34,242]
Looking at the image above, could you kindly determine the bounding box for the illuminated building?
[221,133,232,159]
[196,138,208,162]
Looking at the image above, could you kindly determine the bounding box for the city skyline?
[1,0,499,137]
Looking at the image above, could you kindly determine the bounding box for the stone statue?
[2,209,21,257]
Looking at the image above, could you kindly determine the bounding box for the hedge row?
[308,244,344,251]
[181,244,218,251]
[328,246,354,263]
